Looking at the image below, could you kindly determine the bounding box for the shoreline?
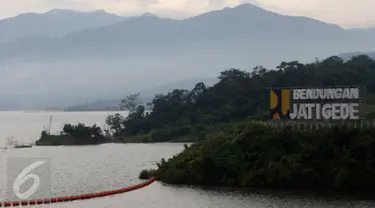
[34,138,195,146]
[142,123,375,193]
[35,140,196,147]
[35,131,197,146]
[153,181,375,201]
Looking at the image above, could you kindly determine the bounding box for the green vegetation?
[38,55,375,191]
[35,123,112,146]
[107,55,375,143]
[139,169,157,180]
[135,55,375,191]
[144,123,375,191]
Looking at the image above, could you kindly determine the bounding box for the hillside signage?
[270,87,361,120]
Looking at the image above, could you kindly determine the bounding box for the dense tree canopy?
[115,55,375,191]
[107,55,375,141]
[36,123,106,146]
[150,123,375,191]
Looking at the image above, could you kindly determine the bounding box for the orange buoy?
[1,177,158,207]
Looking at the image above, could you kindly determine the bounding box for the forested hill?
[137,55,375,190]
[106,55,375,141]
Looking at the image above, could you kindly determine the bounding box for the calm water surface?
[0,111,374,208]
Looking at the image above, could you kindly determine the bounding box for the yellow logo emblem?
[270,89,291,120]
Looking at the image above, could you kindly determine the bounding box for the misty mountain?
[0,9,128,43]
[64,78,218,111]
[0,4,355,61]
[138,77,218,98]
[1,3,375,110]
[2,4,374,62]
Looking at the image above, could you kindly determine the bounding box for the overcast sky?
[1,0,375,28]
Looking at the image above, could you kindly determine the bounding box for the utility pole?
[48,115,53,135]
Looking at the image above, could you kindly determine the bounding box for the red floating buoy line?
[0,177,158,207]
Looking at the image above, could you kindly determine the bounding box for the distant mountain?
[2,4,373,62]
[138,77,218,98]
[64,99,121,112]
[0,4,353,61]
[0,9,128,42]
[1,3,375,110]
[64,78,218,111]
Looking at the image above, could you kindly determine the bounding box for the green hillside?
[106,55,375,142]
[131,55,375,192]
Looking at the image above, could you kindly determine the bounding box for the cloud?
[208,0,225,8]
[254,0,375,27]
[43,0,91,8]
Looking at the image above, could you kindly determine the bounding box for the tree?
[105,55,375,139]
[126,105,146,120]
[120,93,140,113]
[105,113,125,136]
[189,82,206,103]
[61,123,104,142]
[40,130,48,138]
[62,124,74,135]
[218,68,250,81]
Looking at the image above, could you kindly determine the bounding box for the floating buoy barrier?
[0,177,158,207]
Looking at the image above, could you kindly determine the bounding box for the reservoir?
[0,111,373,208]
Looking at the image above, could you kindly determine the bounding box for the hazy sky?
[1,0,375,28]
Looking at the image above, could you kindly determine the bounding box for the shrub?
[152,122,375,190]
[139,169,157,180]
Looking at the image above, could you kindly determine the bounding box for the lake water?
[0,111,130,147]
[0,111,374,208]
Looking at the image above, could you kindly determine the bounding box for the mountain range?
[64,77,218,111]
[0,9,128,43]
[0,4,375,110]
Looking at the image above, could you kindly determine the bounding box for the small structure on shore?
[14,143,33,148]
[5,136,33,149]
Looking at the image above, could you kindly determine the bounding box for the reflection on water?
[0,111,373,207]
